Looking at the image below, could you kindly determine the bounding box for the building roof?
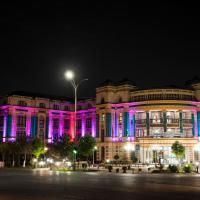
[97,78,136,87]
[134,85,193,92]
[185,76,200,86]
[115,78,136,86]
[6,91,74,102]
[97,79,115,87]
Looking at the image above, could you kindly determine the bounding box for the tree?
[172,141,185,166]
[32,138,44,159]
[113,154,120,165]
[18,136,32,167]
[0,142,8,163]
[47,134,73,160]
[57,134,73,158]
[8,142,19,167]
[78,134,96,160]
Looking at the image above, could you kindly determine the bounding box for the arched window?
[101,97,105,104]
[39,103,46,108]
[18,100,27,106]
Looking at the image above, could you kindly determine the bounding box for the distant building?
[1,77,200,164]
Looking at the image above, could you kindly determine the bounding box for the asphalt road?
[0,169,200,200]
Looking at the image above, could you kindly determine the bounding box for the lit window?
[39,103,46,108]
[86,118,92,128]
[53,104,59,110]
[17,115,26,127]
[64,105,70,111]
[64,119,70,129]
[53,118,59,129]
[39,116,45,128]
[18,100,27,106]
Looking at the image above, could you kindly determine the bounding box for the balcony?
[148,132,193,138]
[150,118,163,125]
[167,118,179,124]
[182,119,192,124]
[135,119,146,126]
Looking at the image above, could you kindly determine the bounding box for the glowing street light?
[73,149,77,170]
[93,146,97,165]
[124,143,135,152]
[65,70,74,80]
[65,70,88,140]
[196,161,199,173]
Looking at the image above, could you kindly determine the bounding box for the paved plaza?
[0,169,200,200]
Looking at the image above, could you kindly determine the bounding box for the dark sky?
[1,2,200,98]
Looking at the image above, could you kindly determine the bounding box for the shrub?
[183,164,193,173]
[82,163,87,169]
[168,165,178,173]
[108,165,113,172]
[122,166,127,173]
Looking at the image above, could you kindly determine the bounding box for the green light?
[73,150,77,154]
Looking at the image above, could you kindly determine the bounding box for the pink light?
[92,113,96,137]
[11,114,16,141]
[48,113,53,143]
[76,108,96,114]
[70,113,75,140]
[26,113,31,137]
[81,115,85,137]
[127,137,134,142]
[59,115,64,137]
[3,114,6,142]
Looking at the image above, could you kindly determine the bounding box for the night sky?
[1,2,200,98]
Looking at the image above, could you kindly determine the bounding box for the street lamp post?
[196,161,199,173]
[93,146,97,166]
[65,70,88,140]
[73,149,77,170]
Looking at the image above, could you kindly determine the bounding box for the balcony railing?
[135,119,146,124]
[182,119,192,124]
[148,132,193,138]
[150,118,163,125]
[167,118,179,124]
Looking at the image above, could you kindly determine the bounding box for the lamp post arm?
[76,78,88,90]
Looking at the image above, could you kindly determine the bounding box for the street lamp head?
[73,149,77,154]
[65,70,74,80]
[94,146,97,150]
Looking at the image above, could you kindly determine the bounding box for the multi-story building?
[0,91,96,143]
[1,77,200,164]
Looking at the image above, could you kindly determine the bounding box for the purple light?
[59,114,64,137]
[3,113,6,142]
[115,112,118,137]
[126,137,134,142]
[81,114,86,137]
[11,113,16,141]
[48,113,53,143]
[92,113,96,137]
[26,113,31,137]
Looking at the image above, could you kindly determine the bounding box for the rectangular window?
[86,118,92,128]
[53,118,59,129]
[76,119,82,129]
[16,131,26,141]
[17,115,26,128]
[0,116,4,127]
[64,119,70,129]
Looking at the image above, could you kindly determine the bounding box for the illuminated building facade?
[1,77,200,164]
[0,91,96,143]
[95,78,200,164]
